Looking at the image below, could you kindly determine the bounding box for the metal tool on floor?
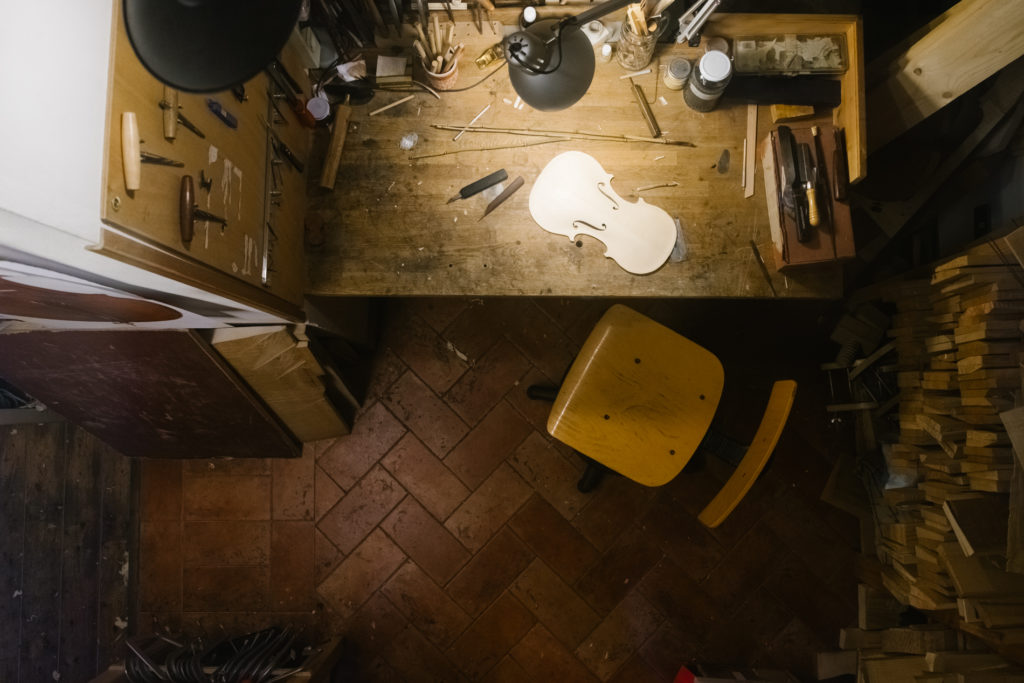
[448,168,508,203]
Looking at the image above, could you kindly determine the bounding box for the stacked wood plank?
[865,240,1024,659]
[826,585,1024,682]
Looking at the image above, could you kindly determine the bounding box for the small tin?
[663,58,691,90]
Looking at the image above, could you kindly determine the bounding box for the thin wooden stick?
[453,103,491,141]
[369,94,415,116]
[431,124,696,147]
[409,138,563,160]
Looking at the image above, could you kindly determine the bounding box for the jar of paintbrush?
[414,18,464,90]
[616,5,666,71]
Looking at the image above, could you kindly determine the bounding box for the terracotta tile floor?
[137,298,860,682]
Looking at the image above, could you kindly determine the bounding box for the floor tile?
[318,401,406,490]
[318,465,406,554]
[504,368,559,434]
[380,497,469,585]
[384,370,469,457]
[139,521,181,613]
[183,566,269,611]
[315,465,343,521]
[182,474,271,520]
[272,452,315,520]
[509,494,599,584]
[510,623,600,683]
[363,347,407,403]
[388,312,469,394]
[317,529,406,620]
[447,592,535,679]
[445,402,533,489]
[343,591,409,657]
[501,301,578,382]
[445,464,532,551]
[607,655,668,683]
[483,656,531,683]
[139,459,181,521]
[700,588,792,668]
[381,433,470,521]
[382,561,470,648]
[184,458,270,476]
[638,492,723,584]
[446,527,536,617]
[314,528,344,584]
[575,590,662,681]
[270,521,316,611]
[636,556,718,636]
[181,521,270,566]
[441,300,507,364]
[574,530,663,615]
[445,339,532,425]
[755,616,826,681]
[508,432,590,519]
[511,559,600,650]
[384,624,467,683]
[760,551,854,637]
[638,622,701,682]
[571,475,656,551]
[406,298,470,333]
[699,522,784,616]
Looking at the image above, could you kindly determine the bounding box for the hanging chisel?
[480,176,524,220]
[121,112,184,192]
[259,115,305,173]
[447,169,507,203]
[160,87,206,139]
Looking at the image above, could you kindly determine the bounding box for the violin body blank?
[528,151,677,275]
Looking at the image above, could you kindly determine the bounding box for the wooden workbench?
[307,13,863,298]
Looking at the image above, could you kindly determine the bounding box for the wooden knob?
[179,175,195,247]
[121,112,141,191]
[805,185,819,227]
[162,86,178,139]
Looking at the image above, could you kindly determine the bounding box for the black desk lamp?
[123,0,302,93]
[498,0,635,111]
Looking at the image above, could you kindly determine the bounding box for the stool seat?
[547,305,724,487]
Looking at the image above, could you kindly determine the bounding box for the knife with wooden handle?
[797,142,819,228]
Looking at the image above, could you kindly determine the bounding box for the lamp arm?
[561,0,637,30]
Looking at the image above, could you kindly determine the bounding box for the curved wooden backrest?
[697,380,797,529]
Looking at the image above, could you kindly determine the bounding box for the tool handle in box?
[805,185,819,227]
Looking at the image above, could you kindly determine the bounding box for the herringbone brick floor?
[137,297,860,681]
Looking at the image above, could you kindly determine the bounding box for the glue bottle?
[684,50,732,112]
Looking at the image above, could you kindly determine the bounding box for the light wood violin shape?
[528,152,677,275]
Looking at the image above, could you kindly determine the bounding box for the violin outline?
[529,151,677,275]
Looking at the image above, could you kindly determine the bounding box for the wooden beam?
[867,0,1024,152]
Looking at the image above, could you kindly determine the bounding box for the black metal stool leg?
[576,455,611,493]
[526,384,559,401]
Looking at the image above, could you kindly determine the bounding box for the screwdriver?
[447,169,508,203]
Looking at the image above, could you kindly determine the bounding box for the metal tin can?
[663,58,691,90]
[684,49,732,112]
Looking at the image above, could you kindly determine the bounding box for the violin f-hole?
[573,219,607,232]
[597,183,620,210]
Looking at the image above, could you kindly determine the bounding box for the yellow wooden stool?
[541,304,796,528]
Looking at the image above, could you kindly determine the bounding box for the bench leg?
[526,384,559,402]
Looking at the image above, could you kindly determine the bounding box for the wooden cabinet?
[97,3,310,321]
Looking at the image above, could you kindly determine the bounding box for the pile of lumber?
[857,237,1024,656]
[817,585,1024,681]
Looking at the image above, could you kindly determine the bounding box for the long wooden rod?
[430,124,696,146]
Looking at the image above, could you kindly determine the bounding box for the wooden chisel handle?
[805,184,819,227]
[319,104,351,189]
[121,112,141,191]
[478,0,495,11]
[162,86,178,139]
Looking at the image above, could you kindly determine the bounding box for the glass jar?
[684,49,732,112]
[616,16,665,71]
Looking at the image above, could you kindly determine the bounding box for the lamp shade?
[123,0,302,93]
[506,19,595,111]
